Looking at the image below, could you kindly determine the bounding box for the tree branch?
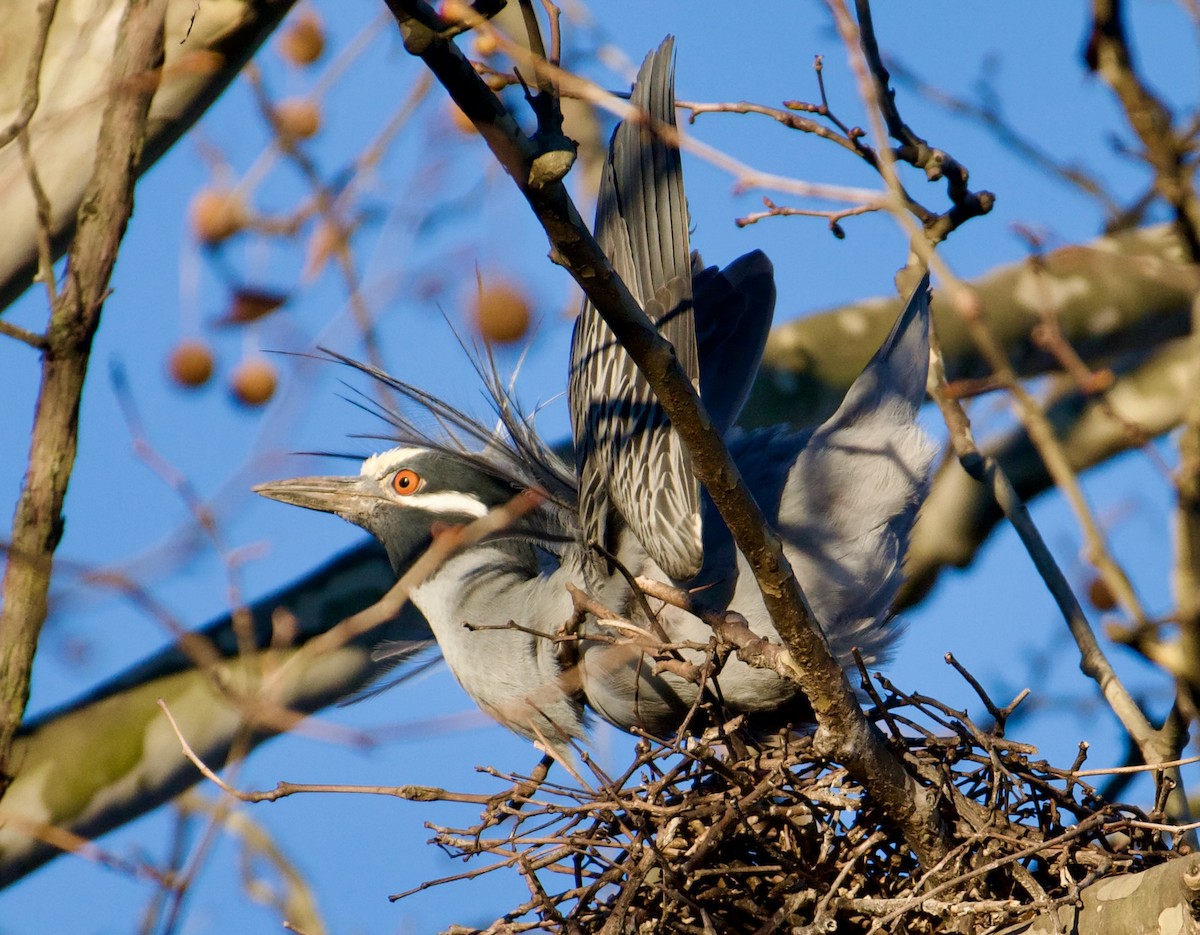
[0,0,167,800]
[0,0,297,313]
[751,224,1200,429]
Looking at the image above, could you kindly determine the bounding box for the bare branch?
[0,0,168,802]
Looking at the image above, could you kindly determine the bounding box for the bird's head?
[254,447,520,574]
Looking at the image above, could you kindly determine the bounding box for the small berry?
[190,188,245,245]
[441,0,472,24]
[280,12,325,66]
[231,358,278,407]
[472,33,499,57]
[1087,577,1117,612]
[472,281,532,344]
[274,98,321,141]
[168,340,215,388]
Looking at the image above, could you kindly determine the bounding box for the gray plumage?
[569,37,705,581]
[576,283,934,734]
[254,38,935,760]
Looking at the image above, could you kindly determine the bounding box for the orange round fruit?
[230,358,278,407]
[274,98,321,141]
[280,12,325,66]
[190,188,245,245]
[1086,577,1117,612]
[472,32,499,57]
[168,340,215,388]
[472,282,532,344]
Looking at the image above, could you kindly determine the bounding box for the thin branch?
[158,699,495,805]
[0,0,59,149]
[735,195,883,236]
[0,319,46,349]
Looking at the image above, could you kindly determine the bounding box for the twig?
[678,98,863,156]
[0,319,46,349]
[0,0,59,149]
[158,699,497,805]
[735,196,883,236]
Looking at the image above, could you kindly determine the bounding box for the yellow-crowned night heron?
[255,39,936,760]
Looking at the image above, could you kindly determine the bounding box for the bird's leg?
[636,576,805,685]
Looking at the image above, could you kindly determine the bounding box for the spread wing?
[568,36,702,579]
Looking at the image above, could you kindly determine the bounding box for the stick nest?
[407,672,1178,934]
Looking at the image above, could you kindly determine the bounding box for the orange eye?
[392,469,421,496]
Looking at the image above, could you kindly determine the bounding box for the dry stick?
[678,98,865,157]
[0,0,168,801]
[735,196,883,234]
[381,0,950,872]
[829,0,1187,820]
[0,0,59,150]
[155,722,256,934]
[159,702,496,805]
[1178,292,1200,712]
[867,813,1110,933]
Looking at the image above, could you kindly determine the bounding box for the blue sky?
[1,1,1196,931]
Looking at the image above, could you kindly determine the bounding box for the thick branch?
[0,0,296,312]
[753,224,1200,429]
[0,543,427,887]
[0,0,167,800]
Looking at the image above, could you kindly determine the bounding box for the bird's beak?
[253,475,365,516]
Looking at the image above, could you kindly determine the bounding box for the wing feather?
[568,36,702,579]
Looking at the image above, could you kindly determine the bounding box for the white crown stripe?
[362,446,424,476]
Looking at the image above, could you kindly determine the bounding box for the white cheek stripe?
[408,490,489,518]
